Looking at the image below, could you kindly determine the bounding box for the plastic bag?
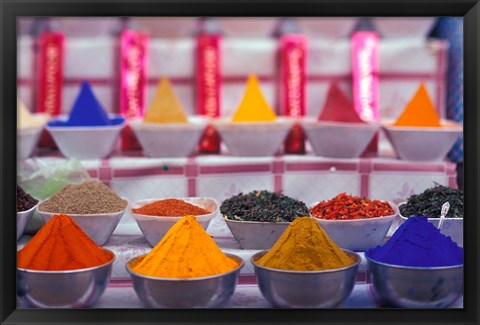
[18,158,91,200]
[18,158,91,235]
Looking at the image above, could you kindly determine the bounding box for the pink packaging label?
[37,31,64,116]
[120,30,148,119]
[196,34,222,153]
[351,31,380,122]
[280,34,307,154]
[120,30,149,150]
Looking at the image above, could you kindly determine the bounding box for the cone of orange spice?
[310,193,394,220]
[17,214,113,271]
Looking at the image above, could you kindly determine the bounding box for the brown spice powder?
[39,180,127,214]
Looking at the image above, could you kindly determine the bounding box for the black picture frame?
[1,0,479,324]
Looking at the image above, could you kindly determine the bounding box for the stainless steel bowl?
[126,253,244,308]
[365,254,463,308]
[17,249,115,308]
[251,249,361,308]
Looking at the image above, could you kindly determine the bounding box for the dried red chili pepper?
[310,193,393,220]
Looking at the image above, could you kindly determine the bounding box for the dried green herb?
[220,190,309,223]
[400,184,463,219]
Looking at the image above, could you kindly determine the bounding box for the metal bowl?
[17,201,40,240]
[17,249,115,308]
[251,249,361,308]
[126,253,244,308]
[131,197,219,247]
[365,253,463,308]
[311,200,399,252]
[37,199,128,246]
[398,202,463,247]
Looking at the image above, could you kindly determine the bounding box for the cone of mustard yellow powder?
[130,215,238,278]
[143,77,188,123]
[256,217,356,271]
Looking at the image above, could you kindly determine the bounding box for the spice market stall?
[16,16,464,309]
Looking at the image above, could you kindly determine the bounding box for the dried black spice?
[17,186,38,212]
[400,184,463,219]
[220,190,309,222]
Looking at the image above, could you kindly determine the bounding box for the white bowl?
[311,201,399,252]
[217,18,277,37]
[301,118,380,158]
[372,17,436,37]
[382,121,462,161]
[17,201,40,240]
[131,197,219,247]
[46,115,125,159]
[18,123,45,160]
[296,18,358,38]
[37,203,127,246]
[398,202,463,247]
[130,117,208,157]
[223,217,292,250]
[213,117,295,156]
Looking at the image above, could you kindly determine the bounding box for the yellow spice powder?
[256,217,355,271]
[131,215,238,278]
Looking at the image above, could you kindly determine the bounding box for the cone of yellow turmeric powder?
[125,215,244,308]
[251,217,361,308]
[129,215,239,278]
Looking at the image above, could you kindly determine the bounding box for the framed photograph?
[2,0,478,324]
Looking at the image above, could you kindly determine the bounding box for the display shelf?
[21,154,457,233]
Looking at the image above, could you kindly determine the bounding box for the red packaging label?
[280,34,307,154]
[196,34,221,153]
[36,31,64,148]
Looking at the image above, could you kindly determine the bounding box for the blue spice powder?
[66,81,111,126]
[366,216,463,267]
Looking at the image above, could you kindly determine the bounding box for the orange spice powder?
[17,214,112,271]
[132,199,210,216]
[393,83,442,127]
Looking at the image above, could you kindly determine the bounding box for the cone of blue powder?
[66,81,111,126]
[366,216,463,267]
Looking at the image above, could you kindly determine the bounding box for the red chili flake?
[310,193,394,220]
